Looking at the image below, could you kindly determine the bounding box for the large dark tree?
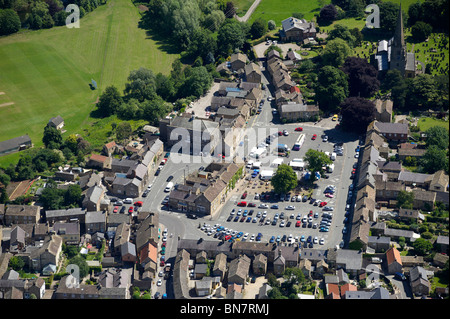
[339,97,376,134]
[249,17,267,39]
[217,19,248,55]
[379,1,400,34]
[0,8,20,35]
[319,4,338,24]
[42,125,63,149]
[97,85,123,117]
[341,57,379,98]
[314,65,349,113]
[411,21,433,42]
[124,68,157,102]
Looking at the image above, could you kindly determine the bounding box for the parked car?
[312,134,317,140]
[294,127,303,131]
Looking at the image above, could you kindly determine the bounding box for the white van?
[330,152,336,161]
[164,182,174,192]
[124,198,133,204]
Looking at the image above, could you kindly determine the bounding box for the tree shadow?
[137,19,181,56]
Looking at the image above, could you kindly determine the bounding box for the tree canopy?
[321,38,352,67]
[340,56,379,98]
[304,149,333,180]
[314,65,349,112]
[339,97,376,134]
[271,164,298,194]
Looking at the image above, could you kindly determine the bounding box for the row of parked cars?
[200,223,263,242]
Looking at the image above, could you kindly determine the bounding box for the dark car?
[187,214,198,219]
[227,215,233,222]
[166,175,174,182]
[302,195,308,202]
[120,206,126,213]
[234,216,239,222]
[309,198,316,204]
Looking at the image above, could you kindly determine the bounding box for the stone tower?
[389,4,407,75]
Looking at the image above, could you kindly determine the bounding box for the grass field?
[417,117,449,131]
[248,0,330,25]
[0,0,179,166]
[234,0,256,17]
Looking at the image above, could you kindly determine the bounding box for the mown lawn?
[0,0,179,167]
[248,0,330,25]
[417,117,450,132]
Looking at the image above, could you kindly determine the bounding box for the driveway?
[185,82,219,119]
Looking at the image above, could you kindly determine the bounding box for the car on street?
[294,127,303,131]
[332,114,338,121]
[157,279,162,286]
[323,206,334,211]
[322,135,328,142]
[166,175,173,182]
[312,134,317,140]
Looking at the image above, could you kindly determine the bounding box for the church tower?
[389,4,407,75]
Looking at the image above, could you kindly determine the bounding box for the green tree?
[0,8,21,35]
[97,85,123,117]
[180,66,212,98]
[412,237,433,255]
[217,19,248,55]
[115,122,133,141]
[249,17,267,39]
[8,256,25,271]
[420,145,449,174]
[124,68,157,102]
[42,125,63,149]
[304,149,333,180]
[397,190,414,209]
[411,21,432,42]
[327,24,356,47]
[64,184,82,207]
[271,164,298,194]
[321,38,351,67]
[314,65,349,112]
[425,126,449,150]
[68,255,89,279]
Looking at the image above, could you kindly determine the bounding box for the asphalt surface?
[117,67,361,298]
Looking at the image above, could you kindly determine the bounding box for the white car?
[157,279,162,286]
[285,205,295,210]
[279,220,285,227]
[322,136,328,142]
[158,271,164,277]
[354,153,359,158]
[250,234,255,241]
[313,236,318,244]
[259,204,269,209]
[319,238,325,245]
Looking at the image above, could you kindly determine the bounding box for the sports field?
[0,0,179,162]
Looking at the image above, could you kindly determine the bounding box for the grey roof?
[45,207,85,219]
[121,241,136,257]
[368,236,391,245]
[0,135,32,153]
[53,222,80,235]
[299,248,327,262]
[336,249,363,271]
[281,17,316,33]
[85,211,106,224]
[84,185,104,203]
[398,171,433,184]
[406,52,416,71]
[48,115,64,126]
[280,103,318,113]
[345,287,390,299]
[374,121,409,135]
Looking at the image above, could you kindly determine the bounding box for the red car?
[160,260,165,267]
[319,201,327,207]
[248,203,256,207]
[113,206,119,213]
[134,201,143,207]
[295,127,303,131]
[241,193,247,199]
[296,221,301,227]
[308,210,313,217]
[278,131,283,136]
[237,201,247,207]
[312,134,317,140]
[224,235,232,241]
[128,206,134,213]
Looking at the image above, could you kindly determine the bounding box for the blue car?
[237,232,243,238]
[246,217,252,222]
[234,216,239,222]
[269,236,275,243]
[300,235,306,242]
